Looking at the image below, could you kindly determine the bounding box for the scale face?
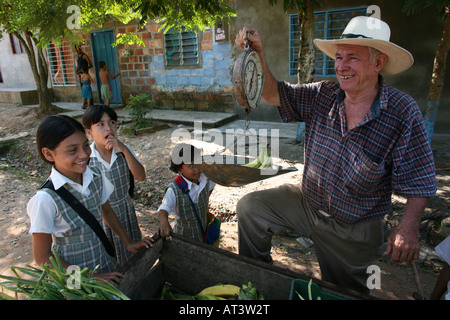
[233,49,264,112]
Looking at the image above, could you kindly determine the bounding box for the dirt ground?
[0,103,448,300]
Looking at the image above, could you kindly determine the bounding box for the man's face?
[334,44,384,96]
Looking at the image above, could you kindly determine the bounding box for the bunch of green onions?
[0,250,129,300]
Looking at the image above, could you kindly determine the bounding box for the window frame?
[163,27,202,69]
[289,6,368,77]
[9,34,26,55]
[46,40,78,87]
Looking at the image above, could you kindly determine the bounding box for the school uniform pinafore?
[168,178,211,242]
[40,166,118,273]
[89,147,142,267]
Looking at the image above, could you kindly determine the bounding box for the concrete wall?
[0,33,37,89]
[234,0,450,134]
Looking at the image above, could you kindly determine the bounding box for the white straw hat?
[313,16,414,76]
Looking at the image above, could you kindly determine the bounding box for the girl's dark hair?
[36,115,85,164]
[82,104,118,129]
[169,143,201,173]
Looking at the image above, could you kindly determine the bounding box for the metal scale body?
[232,32,265,115]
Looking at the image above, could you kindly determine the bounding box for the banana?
[198,284,241,298]
[195,294,219,300]
[242,146,272,169]
[258,147,272,169]
[242,157,261,168]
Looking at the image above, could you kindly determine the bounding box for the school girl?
[82,105,145,267]
[27,115,152,283]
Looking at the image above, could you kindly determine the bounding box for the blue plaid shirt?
[278,77,437,224]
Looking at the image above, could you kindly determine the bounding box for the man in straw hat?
[234,16,437,295]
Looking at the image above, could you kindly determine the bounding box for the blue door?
[90,30,121,104]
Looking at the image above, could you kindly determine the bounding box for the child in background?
[430,236,450,300]
[27,115,152,284]
[83,105,145,267]
[98,61,119,106]
[157,143,216,242]
[80,65,94,109]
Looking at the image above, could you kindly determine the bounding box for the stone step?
[0,88,40,105]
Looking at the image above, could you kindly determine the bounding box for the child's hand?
[105,135,125,152]
[93,271,124,285]
[158,221,172,240]
[125,236,154,254]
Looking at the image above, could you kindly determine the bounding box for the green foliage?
[0,0,236,48]
[399,0,448,16]
[134,0,236,33]
[0,250,130,300]
[124,93,155,129]
[112,32,146,47]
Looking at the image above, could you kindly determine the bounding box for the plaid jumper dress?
[40,167,118,273]
[169,177,211,242]
[89,151,142,267]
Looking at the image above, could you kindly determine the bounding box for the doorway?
[90,29,121,104]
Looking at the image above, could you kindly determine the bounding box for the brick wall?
[53,20,236,114]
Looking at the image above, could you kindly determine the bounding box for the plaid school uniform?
[89,149,142,267]
[169,177,211,242]
[40,167,118,273]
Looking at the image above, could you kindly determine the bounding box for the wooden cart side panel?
[118,234,368,300]
[118,239,164,299]
[160,235,298,300]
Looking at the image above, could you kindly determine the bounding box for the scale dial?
[233,49,264,111]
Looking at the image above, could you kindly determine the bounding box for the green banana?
[242,157,261,168]
[242,146,272,169]
[259,147,272,169]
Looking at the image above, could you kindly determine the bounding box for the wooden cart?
[117,234,370,300]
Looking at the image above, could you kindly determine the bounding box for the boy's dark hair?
[36,115,85,164]
[170,143,201,173]
[82,104,118,129]
[99,61,106,69]
[81,65,89,73]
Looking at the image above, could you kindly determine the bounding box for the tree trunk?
[296,0,315,142]
[424,8,450,144]
[13,31,55,114]
[297,0,315,84]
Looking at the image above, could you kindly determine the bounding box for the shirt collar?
[90,142,119,167]
[180,173,206,190]
[50,166,97,192]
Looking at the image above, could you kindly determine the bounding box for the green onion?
[0,249,130,300]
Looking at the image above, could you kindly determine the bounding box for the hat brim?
[313,38,414,76]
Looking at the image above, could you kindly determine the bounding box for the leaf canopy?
[0,0,236,47]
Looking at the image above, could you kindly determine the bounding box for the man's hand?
[235,27,264,54]
[385,197,428,263]
[386,221,420,262]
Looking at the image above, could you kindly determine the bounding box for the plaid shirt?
[278,77,437,224]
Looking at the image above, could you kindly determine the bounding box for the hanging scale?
[233,30,265,131]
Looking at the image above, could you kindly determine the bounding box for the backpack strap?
[40,180,115,258]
